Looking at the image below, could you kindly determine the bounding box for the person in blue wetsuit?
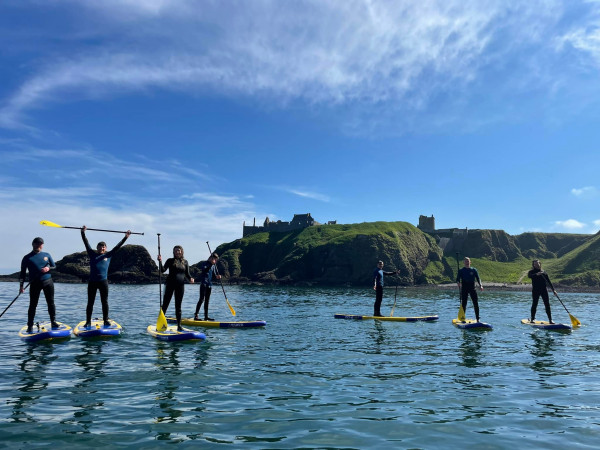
[81,226,131,327]
[158,245,194,331]
[373,260,399,317]
[528,259,556,324]
[456,257,484,321]
[194,252,221,321]
[20,237,58,333]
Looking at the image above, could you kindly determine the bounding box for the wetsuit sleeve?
[543,273,555,291]
[19,255,27,284]
[474,268,481,285]
[184,261,192,281]
[81,230,93,253]
[527,270,535,280]
[48,254,56,269]
[106,235,128,257]
[456,268,461,283]
[160,258,172,273]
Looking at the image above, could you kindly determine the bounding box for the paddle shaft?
[0,283,30,319]
[390,282,399,317]
[157,234,162,309]
[206,242,236,316]
[61,225,143,235]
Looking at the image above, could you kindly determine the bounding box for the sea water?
[0,282,599,448]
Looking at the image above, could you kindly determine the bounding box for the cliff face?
[214,221,443,285]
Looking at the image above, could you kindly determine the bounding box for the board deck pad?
[334,314,439,322]
[19,321,72,342]
[74,318,122,337]
[452,318,493,330]
[147,324,206,342]
[167,317,267,328]
[520,319,571,331]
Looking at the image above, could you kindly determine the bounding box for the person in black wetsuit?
[528,259,556,323]
[456,257,484,322]
[158,245,194,331]
[20,237,58,333]
[194,252,221,321]
[373,260,399,317]
[81,225,131,327]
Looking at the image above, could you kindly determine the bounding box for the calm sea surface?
[0,281,599,449]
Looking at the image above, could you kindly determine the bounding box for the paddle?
[206,242,236,316]
[156,233,168,331]
[456,252,466,321]
[0,283,30,319]
[553,292,581,327]
[40,220,144,235]
[390,278,399,317]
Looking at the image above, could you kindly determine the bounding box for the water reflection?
[458,332,484,368]
[367,320,387,353]
[10,343,57,423]
[70,340,108,430]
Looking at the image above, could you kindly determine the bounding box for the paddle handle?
[0,283,30,319]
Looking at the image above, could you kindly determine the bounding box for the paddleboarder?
[373,261,399,317]
[158,245,194,331]
[456,257,484,322]
[528,259,556,324]
[194,252,221,321]
[19,237,58,333]
[81,225,131,327]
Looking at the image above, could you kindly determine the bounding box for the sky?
[1,0,600,274]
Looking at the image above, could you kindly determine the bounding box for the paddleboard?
[334,314,439,322]
[74,318,123,337]
[167,317,267,328]
[19,321,72,342]
[452,319,493,330]
[147,324,206,342]
[520,319,571,331]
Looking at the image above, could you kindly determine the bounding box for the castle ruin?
[243,213,320,237]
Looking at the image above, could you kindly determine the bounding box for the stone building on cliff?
[243,213,320,237]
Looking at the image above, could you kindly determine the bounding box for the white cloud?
[287,189,331,203]
[554,219,586,230]
[571,186,597,197]
[0,1,562,131]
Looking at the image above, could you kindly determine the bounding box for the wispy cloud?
[0,0,578,133]
[554,219,586,230]
[571,186,597,197]
[287,189,331,203]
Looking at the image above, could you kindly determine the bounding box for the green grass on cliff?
[440,256,533,284]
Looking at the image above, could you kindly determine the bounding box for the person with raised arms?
[456,257,484,322]
[20,237,58,333]
[373,260,399,317]
[194,252,221,321]
[81,225,131,327]
[158,245,194,331]
[528,259,556,324]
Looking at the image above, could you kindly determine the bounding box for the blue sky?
[1,0,600,273]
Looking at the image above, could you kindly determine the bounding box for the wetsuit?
[456,267,481,320]
[528,268,554,322]
[195,260,217,320]
[82,231,128,324]
[373,268,396,316]
[20,250,56,328]
[160,257,192,327]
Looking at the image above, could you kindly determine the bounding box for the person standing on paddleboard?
[456,257,484,322]
[158,245,194,331]
[373,261,399,317]
[20,237,58,333]
[81,225,131,327]
[528,259,556,324]
[194,252,221,321]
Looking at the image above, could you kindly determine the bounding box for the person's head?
[532,259,541,269]
[463,257,471,267]
[32,237,44,251]
[209,252,219,264]
[97,241,107,254]
[173,245,184,259]
[377,260,384,269]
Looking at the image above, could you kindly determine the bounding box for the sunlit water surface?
[0,282,599,448]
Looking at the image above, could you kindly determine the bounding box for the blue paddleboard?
[19,321,72,342]
[74,318,122,337]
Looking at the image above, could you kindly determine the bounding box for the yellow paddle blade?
[569,313,581,327]
[40,220,62,228]
[457,305,466,321]
[156,309,168,331]
[226,297,236,316]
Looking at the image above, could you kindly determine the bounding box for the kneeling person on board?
[158,245,194,331]
[456,257,484,322]
[195,252,221,321]
[373,261,399,317]
[81,226,131,327]
[20,237,58,333]
[528,259,556,324]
